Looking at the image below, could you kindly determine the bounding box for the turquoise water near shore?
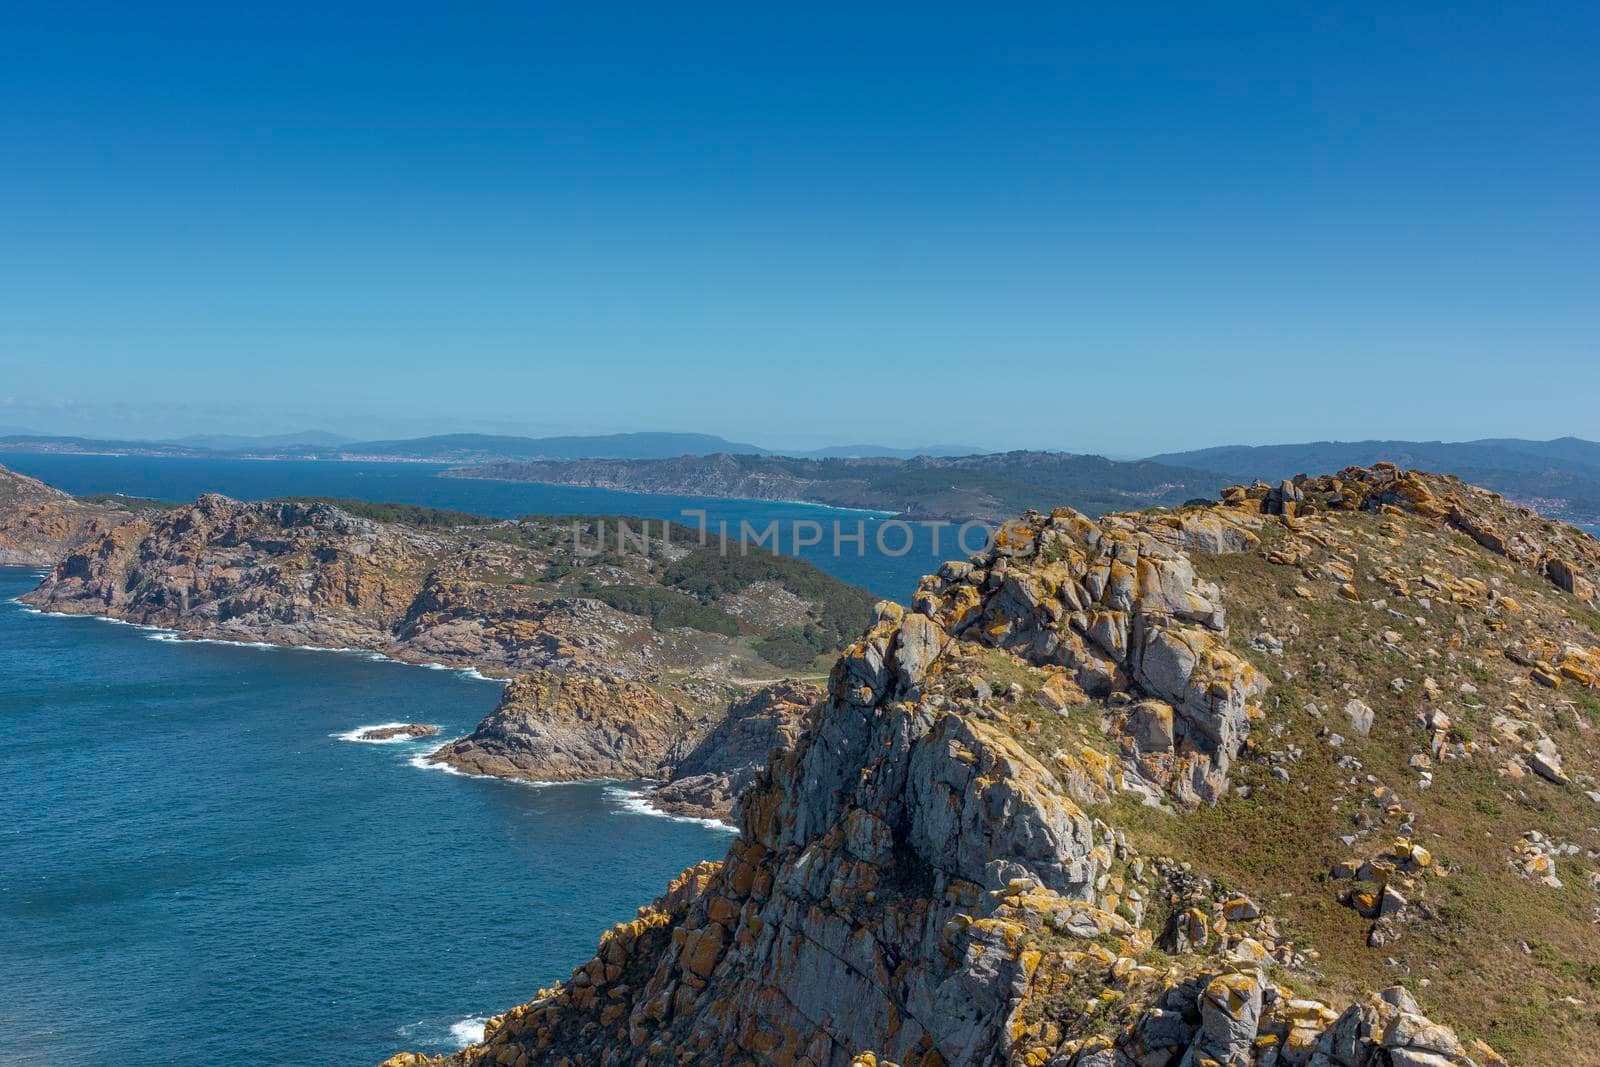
[0,451,948,600]
[0,567,733,1066]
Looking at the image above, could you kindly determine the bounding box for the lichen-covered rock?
[647,680,821,821]
[0,463,133,566]
[400,483,1521,1067]
[427,668,700,781]
[21,492,874,680]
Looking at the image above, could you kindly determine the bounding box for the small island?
[354,724,440,742]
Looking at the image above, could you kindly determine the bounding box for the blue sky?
[2,2,1596,452]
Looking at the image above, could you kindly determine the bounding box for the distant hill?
[168,430,354,451]
[0,430,988,464]
[447,450,1220,521]
[795,443,989,459]
[1150,436,1600,525]
[0,435,211,458]
[0,430,770,462]
[340,431,770,461]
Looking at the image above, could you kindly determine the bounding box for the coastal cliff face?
[22,494,873,680]
[431,673,822,811]
[648,680,821,820]
[430,668,705,782]
[0,464,133,566]
[385,466,1600,1067]
[18,489,872,817]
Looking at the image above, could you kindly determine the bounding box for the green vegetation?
[589,583,741,636]
[273,497,499,528]
[664,540,877,645]
[77,493,181,510]
[453,451,1224,520]
[752,624,835,669]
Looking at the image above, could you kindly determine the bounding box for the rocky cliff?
[430,668,707,782]
[22,494,872,680]
[647,680,821,820]
[0,463,134,566]
[432,674,821,818]
[19,491,872,811]
[382,465,1600,1067]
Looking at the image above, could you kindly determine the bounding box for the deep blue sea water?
[0,566,735,1066]
[0,452,954,600]
[0,454,959,1066]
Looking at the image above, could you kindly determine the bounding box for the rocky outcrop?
[355,724,440,741]
[21,493,872,681]
[18,490,872,797]
[377,468,1600,1066]
[908,508,1267,806]
[0,464,133,566]
[394,585,1497,1067]
[428,669,702,782]
[648,680,821,820]
[1224,462,1600,604]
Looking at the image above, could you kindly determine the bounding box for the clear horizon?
[3,3,1597,452]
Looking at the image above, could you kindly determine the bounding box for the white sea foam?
[772,498,900,516]
[406,745,482,778]
[449,1017,488,1048]
[146,632,275,649]
[18,603,507,682]
[406,747,566,787]
[333,722,441,744]
[603,785,738,832]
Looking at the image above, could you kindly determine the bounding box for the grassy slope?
[940,500,1599,1063]
[1096,513,1600,1062]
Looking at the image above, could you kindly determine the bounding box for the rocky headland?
[21,492,872,679]
[646,680,821,820]
[379,465,1600,1067]
[16,483,873,820]
[431,672,822,822]
[0,464,136,567]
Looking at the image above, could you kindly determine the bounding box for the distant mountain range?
[2,431,1598,525]
[0,430,987,463]
[446,436,1600,524]
[168,430,355,450]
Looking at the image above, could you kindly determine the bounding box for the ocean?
[0,566,736,1065]
[0,453,953,1066]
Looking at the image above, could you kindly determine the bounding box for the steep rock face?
[460,600,1109,1065]
[383,515,1236,1064]
[649,680,821,820]
[21,493,872,681]
[24,494,442,647]
[428,669,701,782]
[909,508,1268,806]
[0,464,133,566]
[383,473,1570,1067]
[18,491,872,798]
